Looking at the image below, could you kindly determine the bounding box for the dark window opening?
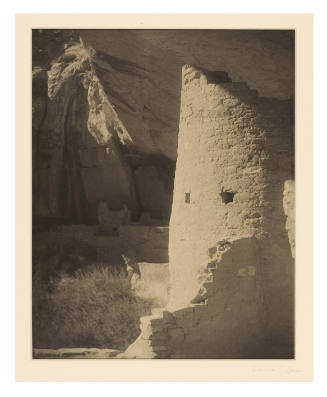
[220,190,235,204]
[112,227,119,236]
[185,192,191,203]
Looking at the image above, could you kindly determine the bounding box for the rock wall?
[32,36,174,227]
[33,43,138,223]
[79,29,294,162]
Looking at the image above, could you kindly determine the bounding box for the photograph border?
[16,13,313,381]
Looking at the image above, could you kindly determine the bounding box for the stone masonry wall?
[120,65,295,359]
[168,65,294,310]
[168,65,294,357]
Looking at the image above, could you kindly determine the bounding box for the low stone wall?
[33,348,121,359]
[33,224,169,266]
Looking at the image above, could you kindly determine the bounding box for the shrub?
[32,265,151,350]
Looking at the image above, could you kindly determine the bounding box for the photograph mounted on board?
[32,28,295,359]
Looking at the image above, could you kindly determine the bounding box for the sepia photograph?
[31,27,296,360]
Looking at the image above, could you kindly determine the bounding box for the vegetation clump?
[32,264,151,350]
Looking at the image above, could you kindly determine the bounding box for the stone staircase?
[116,308,179,359]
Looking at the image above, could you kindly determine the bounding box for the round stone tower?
[167,65,294,357]
[121,64,295,359]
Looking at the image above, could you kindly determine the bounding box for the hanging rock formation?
[33,41,139,225]
[32,32,175,227]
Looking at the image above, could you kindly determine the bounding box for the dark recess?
[220,190,235,204]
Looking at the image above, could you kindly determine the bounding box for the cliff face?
[33,34,174,226]
[79,29,294,155]
[32,29,294,227]
[33,43,138,224]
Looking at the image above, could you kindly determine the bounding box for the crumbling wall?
[121,64,295,359]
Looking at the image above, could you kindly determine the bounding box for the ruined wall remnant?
[121,64,294,359]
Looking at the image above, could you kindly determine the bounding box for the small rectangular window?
[185,192,191,203]
[220,190,235,204]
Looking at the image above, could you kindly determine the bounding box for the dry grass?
[32,265,152,350]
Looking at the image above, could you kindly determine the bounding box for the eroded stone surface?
[32,38,174,227]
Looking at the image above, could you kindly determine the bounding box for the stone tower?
[167,64,295,357]
[121,64,295,359]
